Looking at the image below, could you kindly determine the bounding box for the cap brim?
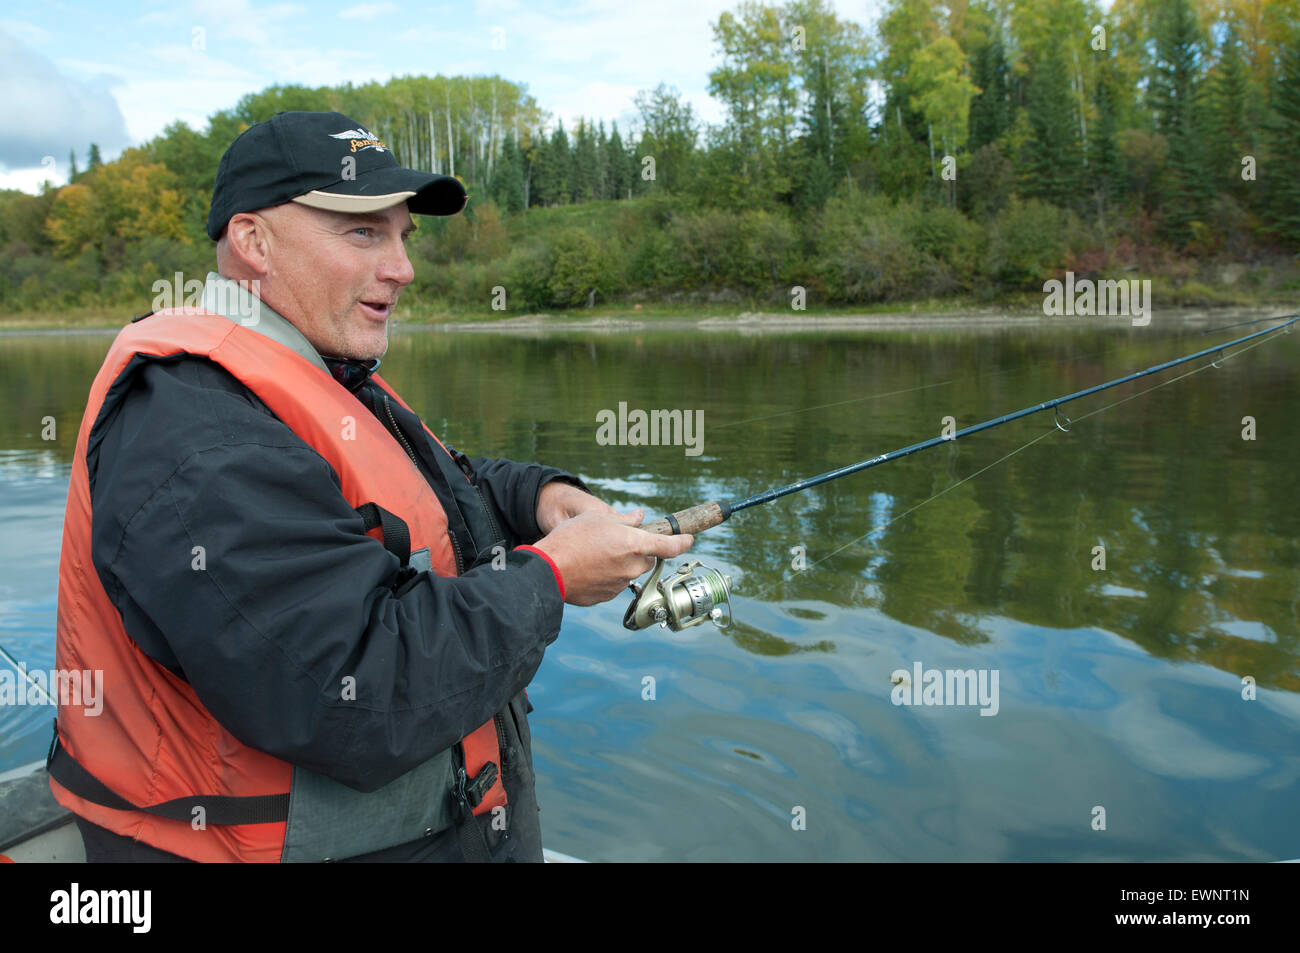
[292,167,467,216]
[293,189,417,212]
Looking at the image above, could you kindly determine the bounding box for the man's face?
[258,202,417,360]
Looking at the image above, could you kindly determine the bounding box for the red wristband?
[514,545,565,601]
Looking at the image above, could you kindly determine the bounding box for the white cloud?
[0,19,51,46]
[339,3,398,20]
[0,165,66,192]
[0,0,881,194]
[137,10,178,27]
[191,0,307,48]
[0,30,130,171]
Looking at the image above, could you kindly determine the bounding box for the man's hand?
[536,480,618,535]
[531,508,694,607]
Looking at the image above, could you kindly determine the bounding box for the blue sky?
[0,0,886,193]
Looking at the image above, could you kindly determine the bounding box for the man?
[48,111,692,862]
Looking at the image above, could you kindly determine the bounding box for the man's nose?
[380,239,415,287]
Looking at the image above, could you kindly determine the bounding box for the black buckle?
[446,445,476,481]
[465,761,498,809]
[452,761,499,814]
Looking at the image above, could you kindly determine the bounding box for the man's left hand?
[536,481,620,535]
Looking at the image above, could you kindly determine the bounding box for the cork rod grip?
[640,501,730,536]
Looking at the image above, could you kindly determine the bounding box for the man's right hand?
[530,509,694,606]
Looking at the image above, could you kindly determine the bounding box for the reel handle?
[640,501,730,536]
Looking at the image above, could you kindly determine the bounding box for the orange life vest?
[49,308,508,862]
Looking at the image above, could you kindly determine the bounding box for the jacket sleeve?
[462,455,594,546]
[89,357,564,793]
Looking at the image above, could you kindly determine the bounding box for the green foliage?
[633,84,699,194]
[4,0,1300,318]
[548,228,616,306]
[1150,0,1210,245]
[489,130,527,214]
[1262,34,1300,247]
[961,144,1013,221]
[968,24,1010,151]
[502,244,554,310]
[1088,51,1124,225]
[812,194,932,302]
[983,199,1070,289]
[1019,40,1083,209]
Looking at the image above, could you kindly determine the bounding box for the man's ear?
[224,212,273,276]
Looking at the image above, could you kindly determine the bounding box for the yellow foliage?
[43,148,190,258]
[45,183,104,257]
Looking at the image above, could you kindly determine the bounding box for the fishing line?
[746,429,1058,604]
[1198,312,1298,336]
[746,332,1278,605]
[715,314,1295,434]
[711,378,956,429]
[711,336,1168,432]
[625,314,1296,630]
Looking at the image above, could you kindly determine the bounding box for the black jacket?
[82,353,587,861]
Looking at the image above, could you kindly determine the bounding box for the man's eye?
[354,227,372,237]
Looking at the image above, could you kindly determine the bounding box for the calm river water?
[2,317,1298,861]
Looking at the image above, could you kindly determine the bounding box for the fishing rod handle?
[641,501,730,536]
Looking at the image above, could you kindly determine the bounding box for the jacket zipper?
[382,394,421,469]
[449,446,506,555]
[494,711,511,768]
[447,529,465,576]
[382,393,466,575]
[473,484,505,550]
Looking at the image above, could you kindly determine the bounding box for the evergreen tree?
[550,121,571,205]
[489,129,526,214]
[1021,41,1084,209]
[1150,0,1208,245]
[606,122,632,200]
[595,120,611,199]
[801,48,848,184]
[968,33,1010,151]
[1089,51,1124,227]
[1204,25,1252,205]
[523,127,549,208]
[531,121,571,207]
[68,149,80,183]
[1263,36,1300,247]
[87,143,102,171]
[572,118,600,203]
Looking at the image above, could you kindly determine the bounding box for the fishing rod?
[623,314,1299,633]
[0,641,55,704]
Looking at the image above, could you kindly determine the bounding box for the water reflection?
[1,322,1297,860]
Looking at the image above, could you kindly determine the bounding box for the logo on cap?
[329,127,388,154]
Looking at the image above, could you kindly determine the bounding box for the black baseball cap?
[206,110,467,240]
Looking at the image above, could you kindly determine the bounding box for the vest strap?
[47,723,289,825]
[354,502,411,566]
[451,761,496,863]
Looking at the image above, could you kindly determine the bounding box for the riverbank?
[1,297,1294,334]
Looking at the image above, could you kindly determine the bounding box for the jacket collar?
[200,272,330,376]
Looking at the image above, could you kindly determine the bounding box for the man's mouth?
[358,300,393,320]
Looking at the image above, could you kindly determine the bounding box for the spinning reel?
[623,558,733,632]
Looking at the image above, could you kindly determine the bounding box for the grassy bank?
[4,193,1298,331]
